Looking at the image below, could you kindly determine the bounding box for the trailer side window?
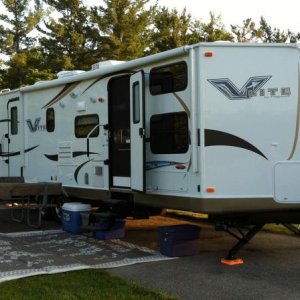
[150,62,187,95]
[46,108,55,132]
[10,106,18,135]
[132,81,140,123]
[75,114,99,138]
[150,112,189,154]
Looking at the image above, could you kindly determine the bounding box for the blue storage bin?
[62,202,91,234]
[159,224,201,242]
[94,219,125,240]
[159,224,201,257]
[89,212,117,230]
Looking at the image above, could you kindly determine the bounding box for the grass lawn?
[0,270,177,300]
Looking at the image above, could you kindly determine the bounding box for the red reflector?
[204,51,213,57]
[175,164,186,170]
[206,187,215,193]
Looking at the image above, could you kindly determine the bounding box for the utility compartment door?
[274,162,300,203]
[130,71,145,192]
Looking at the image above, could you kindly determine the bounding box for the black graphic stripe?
[205,129,267,159]
[0,151,20,157]
[81,70,134,95]
[42,82,81,109]
[42,83,73,108]
[0,145,39,157]
[24,145,39,153]
[74,160,92,183]
[44,151,98,161]
[0,119,10,123]
[44,154,58,161]
[73,151,97,157]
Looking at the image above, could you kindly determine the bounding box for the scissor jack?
[215,220,300,265]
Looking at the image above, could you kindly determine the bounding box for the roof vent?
[57,70,85,78]
[91,60,125,70]
[0,88,11,94]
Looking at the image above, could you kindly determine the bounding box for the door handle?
[139,128,145,137]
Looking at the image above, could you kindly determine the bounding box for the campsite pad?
[0,230,173,282]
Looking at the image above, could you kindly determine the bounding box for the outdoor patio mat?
[0,230,173,283]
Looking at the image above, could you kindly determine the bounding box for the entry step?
[102,199,129,205]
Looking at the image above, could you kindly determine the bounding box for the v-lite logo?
[26,118,46,132]
[208,76,291,100]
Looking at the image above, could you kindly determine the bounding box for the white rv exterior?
[1,42,300,216]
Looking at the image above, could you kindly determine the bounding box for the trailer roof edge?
[20,45,191,93]
[15,42,300,93]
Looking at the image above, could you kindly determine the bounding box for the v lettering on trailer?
[208,76,271,100]
[26,118,41,132]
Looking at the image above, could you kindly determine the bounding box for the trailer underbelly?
[63,185,300,215]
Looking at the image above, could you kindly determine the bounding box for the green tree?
[231,18,259,42]
[0,0,44,54]
[257,17,289,42]
[90,0,155,61]
[200,12,233,42]
[1,48,56,90]
[0,58,6,89]
[0,0,45,88]
[187,19,206,44]
[149,6,195,54]
[37,0,96,72]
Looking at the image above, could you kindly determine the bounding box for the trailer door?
[130,71,145,192]
[0,99,9,176]
[7,97,23,176]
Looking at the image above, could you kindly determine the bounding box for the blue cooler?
[62,202,91,233]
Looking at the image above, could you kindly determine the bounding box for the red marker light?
[204,51,213,57]
[175,164,186,170]
[206,187,215,193]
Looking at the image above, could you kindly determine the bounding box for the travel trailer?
[1,42,300,231]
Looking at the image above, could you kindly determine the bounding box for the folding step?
[98,198,133,219]
[102,198,129,206]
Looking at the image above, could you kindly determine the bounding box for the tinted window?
[150,62,187,95]
[75,114,99,138]
[132,81,140,124]
[11,106,18,135]
[46,108,55,132]
[150,112,189,154]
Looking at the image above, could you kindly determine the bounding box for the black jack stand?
[220,223,265,265]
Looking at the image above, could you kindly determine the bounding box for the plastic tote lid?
[62,202,91,212]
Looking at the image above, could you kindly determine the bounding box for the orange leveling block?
[221,258,244,266]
